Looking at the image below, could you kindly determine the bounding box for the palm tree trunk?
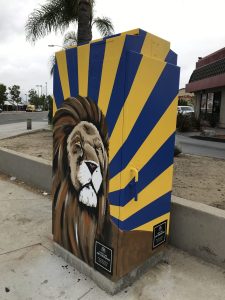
[77,0,92,45]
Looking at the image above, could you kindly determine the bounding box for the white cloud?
[0,0,225,96]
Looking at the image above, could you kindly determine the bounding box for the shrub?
[176,113,200,132]
[178,98,188,106]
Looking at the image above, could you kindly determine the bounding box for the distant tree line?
[0,82,53,111]
[0,83,21,109]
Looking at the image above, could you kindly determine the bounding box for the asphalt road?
[1,112,224,159]
[176,134,225,159]
[0,111,48,125]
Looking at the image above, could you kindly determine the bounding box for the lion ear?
[63,125,74,136]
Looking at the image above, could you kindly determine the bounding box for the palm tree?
[48,14,113,75]
[25,0,114,45]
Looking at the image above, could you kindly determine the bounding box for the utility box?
[52,29,180,288]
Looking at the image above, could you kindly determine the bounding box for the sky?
[0,0,225,101]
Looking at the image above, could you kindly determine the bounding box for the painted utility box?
[52,29,180,281]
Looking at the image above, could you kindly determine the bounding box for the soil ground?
[0,130,224,209]
[0,130,53,161]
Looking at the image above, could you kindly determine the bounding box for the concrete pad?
[54,242,165,295]
[86,247,225,300]
[1,175,225,299]
[0,176,51,254]
[0,177,46,200]
[0,122,49,139]
[0,244,95,300]
[1,245,225,300]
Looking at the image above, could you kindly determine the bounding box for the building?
[178,88,195,106]
[3,100,26,111]
[186,47,225,128]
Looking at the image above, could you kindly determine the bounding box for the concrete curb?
[0,128,51,141]
[0,148,224,269]
[0,147,51,192]
[170,196,225,269]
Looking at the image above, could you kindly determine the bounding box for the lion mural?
[52,96,111,265]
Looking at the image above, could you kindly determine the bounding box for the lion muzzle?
[78,160,102,207]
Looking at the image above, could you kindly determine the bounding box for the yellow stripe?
[110,165,173,221]
[52,96,57,116]
[121,28,140,36]
[109,56,166,163]
[109,96,178,193]
[97,36,126,115]
[133,213,170,234]
[141,33,170,61]
[77,43,90,96]
[55,51,70,99]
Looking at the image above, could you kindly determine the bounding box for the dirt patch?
[173,154,225,209]
[0,130,52,161]
[0,131,224,209]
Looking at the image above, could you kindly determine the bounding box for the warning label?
[94,241,113,274]
[152,220,167,249]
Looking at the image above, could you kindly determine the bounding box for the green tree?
[47,95,54,124]
[25,0,114,45]
[28,89,50,110]
[178,98,189,106]
[28,89,40,107]
[0,83,8,108]
[8,85,21,110]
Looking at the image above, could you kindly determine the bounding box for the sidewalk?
[0,122,50,140]
[176,126,225,137]
[0,174,225,300]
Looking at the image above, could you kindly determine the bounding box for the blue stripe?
[105,33,147,136]
[125,52,143,99]
[165,50,177,65]
[104,33,121,40]
[88,41,106,103]
[53,63,64,108]
[111,192,171,231]
[109,63,180,179]
[109,133,175,206]
[66,48,78,98]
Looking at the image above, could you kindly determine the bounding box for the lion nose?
[85,161,98,174]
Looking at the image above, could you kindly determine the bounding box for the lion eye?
[95,145,102,155]
[75,141,82,148]
[72,141,82,154]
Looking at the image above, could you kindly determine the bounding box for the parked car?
[177,106,194,115]
[0,108,2,113]
[26,104,35,112]
[35,108,43,112]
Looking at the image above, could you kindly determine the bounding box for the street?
[0,111,48,125]
[0,111,49,139]
[176,133,225,159]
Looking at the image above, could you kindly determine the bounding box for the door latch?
[130,167,139,201]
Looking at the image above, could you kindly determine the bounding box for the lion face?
[67,121,107,208]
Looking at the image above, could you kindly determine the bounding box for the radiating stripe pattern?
[53,28,180,233]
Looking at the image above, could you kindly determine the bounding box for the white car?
[35,108,43,112]
[177,106,194,115]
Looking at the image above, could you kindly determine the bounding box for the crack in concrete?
[77,287,94,300]
[0,242,41,256]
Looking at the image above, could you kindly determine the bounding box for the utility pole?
[45,82,48,111]
[36,85,40,97]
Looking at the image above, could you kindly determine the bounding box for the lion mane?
[52,96,110,265]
